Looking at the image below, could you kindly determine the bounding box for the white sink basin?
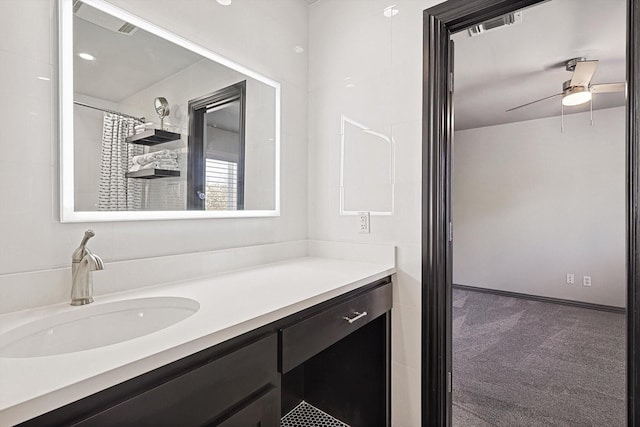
[0,297,199,358]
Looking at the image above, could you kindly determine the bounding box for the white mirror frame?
[59,0,281,222]
[339,115,395,216]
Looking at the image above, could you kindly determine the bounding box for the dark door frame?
[421,0,640,425]
[187,81,246,210]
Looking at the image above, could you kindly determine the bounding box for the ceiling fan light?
[562,86,592,106]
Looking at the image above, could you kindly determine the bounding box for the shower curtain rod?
[73,101,145,122]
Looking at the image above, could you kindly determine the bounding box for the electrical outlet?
[358,212,370,234]
[566,273,574,285]
[583,276,592,287]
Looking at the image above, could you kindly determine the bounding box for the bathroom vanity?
[0,246,395,427]
[17,278,391,427]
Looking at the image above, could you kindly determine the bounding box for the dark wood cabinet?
[19,277,391,427]
[70,334,278,427]
[280,282,392,427]
[280,282,392,374]
[215,386,280,427]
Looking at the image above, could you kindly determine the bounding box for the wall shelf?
[126,129,181,146]
[126,169,180,179]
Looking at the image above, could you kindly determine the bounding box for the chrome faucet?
[71,230,104,306]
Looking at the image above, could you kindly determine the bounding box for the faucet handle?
[73,229,97,262]
[93,253,105,270]
[83,247,104,271]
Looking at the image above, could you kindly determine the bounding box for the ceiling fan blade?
[506,93,563,112]
[570,60,599,87]
[590,82,626,93]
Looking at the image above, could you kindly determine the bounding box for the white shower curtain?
[97,113,144,211]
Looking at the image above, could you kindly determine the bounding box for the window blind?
[205,158,238,210]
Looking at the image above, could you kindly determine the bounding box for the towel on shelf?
[134,122,156,134]
[130,150,178,166]
[128,149,180,173]
[139,162,179,171]
[128,160,179,173]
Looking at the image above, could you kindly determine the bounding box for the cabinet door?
[215,387,280,427]
[71,334,277,427]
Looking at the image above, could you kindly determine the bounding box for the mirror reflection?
[68,0,278,217]
[187,81,246,210]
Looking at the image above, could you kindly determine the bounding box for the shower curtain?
[97,113,144,211]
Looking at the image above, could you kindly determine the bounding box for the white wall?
[307,1,444,425]
[453,107,626,308]
[0,0,307,274]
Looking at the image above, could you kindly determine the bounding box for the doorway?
[421,0,640,425]
[451,0,626,423]
[187,81,246,210]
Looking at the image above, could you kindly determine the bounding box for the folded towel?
[139,162,179,171]
[129,161,179,173]
[152,160,179,167]
[131,151,178,165]
[134,123,155,134]
[151,154,177,160]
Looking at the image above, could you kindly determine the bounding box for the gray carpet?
[452,288,625,426]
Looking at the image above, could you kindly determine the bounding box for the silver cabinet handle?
[342,311,368,324]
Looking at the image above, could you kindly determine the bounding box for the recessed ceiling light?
[37,76,50,81]
[383,5,399,18]
[78,52,95,61]
[216,0,232,5]
[293,46,305,54]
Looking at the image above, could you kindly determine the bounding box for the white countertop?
[0,255,395,426]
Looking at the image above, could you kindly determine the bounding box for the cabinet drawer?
[280,282,392,373]
[215,386,280,427]
[72,334,277,427]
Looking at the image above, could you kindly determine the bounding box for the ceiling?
[453,0,626,131]
[74,0,625,130]
[73,3,203,102]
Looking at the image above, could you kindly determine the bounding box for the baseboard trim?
[453,283,626,314]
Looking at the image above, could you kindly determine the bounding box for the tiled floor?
[281,401,350,427]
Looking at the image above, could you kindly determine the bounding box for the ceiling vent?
[468,11,522,37]
[74,2,139,36]
[117,22,138,35]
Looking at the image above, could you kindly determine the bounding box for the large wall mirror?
[59,0,280,222]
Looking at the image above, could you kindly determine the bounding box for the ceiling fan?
[506,57,626,112]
